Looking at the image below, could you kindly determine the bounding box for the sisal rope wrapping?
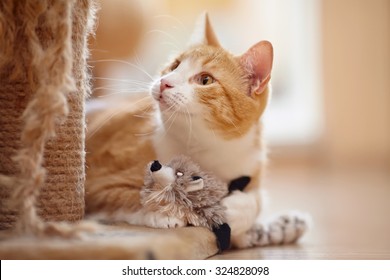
[0,0,96,236]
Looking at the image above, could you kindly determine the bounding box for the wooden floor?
[211,160,390,260]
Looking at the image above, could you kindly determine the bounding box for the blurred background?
[88,0,390,258]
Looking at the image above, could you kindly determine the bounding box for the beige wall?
[322,0,390,165]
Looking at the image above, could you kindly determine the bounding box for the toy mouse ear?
[185,177,204,193]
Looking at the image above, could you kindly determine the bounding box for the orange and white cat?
[85,13,307,248]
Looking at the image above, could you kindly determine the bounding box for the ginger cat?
[85,13,307,248]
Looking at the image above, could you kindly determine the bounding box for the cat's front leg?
[221,190,261,238]
[110,209,187,229]
[143,210,187,229]
[132,210,187,228]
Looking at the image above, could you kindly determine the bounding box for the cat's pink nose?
[160,79,173,93]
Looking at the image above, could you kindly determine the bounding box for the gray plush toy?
[140,155,231,250]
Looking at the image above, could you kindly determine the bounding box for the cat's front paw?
[232,212,310,249]
[267,212,309,245]
[145,212,187,229]
[231,224,268,249]
[222,191,259,235]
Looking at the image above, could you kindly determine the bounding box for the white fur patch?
[221,190,260,236]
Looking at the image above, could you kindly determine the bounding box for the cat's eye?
[170,60,180,71]
[198,74,215,86]
[176,171,183,177]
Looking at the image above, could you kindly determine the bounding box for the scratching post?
[0,0,220,260]
[0,0,94,234]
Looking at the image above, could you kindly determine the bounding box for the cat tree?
[0,0,90,234]
[0,0,218,259]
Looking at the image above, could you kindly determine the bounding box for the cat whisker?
[93,77,152,87]
[92,86,150,98]
[183,105,193,147]
[93,88,148,94]
[132,102,160,124]
[132,103,156,119]
[164,110,179,136]
[89,59,154,81]
[132,113,154,119]
[133,53,148,72]
[89,48,110,54]
[144,29,181,50]
[94,86,148,91]
[160,96,179,114]
[132,106,164,137]
[87,108,128,140]
[210,127,218,144]
[153,15,187,32]
[160,41,180,52]
[96,90,147,98]
[93,86,124,92]
[138,102,156,116]
[133,127,160,137]
[161,104,178,124]
[160,104,180,139]
[87,95,152,139]
[226,118,242,136]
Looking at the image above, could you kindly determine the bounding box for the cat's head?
[151,13,273,139]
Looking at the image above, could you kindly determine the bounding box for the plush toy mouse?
[140,155,231,251]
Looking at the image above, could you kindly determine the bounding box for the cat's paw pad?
[146,212,186,229]
[268,212,309,244]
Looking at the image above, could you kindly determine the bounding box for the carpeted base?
[0,223,219,260]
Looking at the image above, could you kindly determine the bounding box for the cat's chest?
[153,121,262,182]
[191,142,260,181]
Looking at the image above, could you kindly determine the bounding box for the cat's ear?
[188,12,220,47]
[239,41,273,96]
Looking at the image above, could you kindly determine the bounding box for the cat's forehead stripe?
[176,47,240,77]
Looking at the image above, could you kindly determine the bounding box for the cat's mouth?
[151,87,197,117]
[157,95,170,109]
[157,94,186,112]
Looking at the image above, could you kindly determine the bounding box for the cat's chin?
[157,101,197,117]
